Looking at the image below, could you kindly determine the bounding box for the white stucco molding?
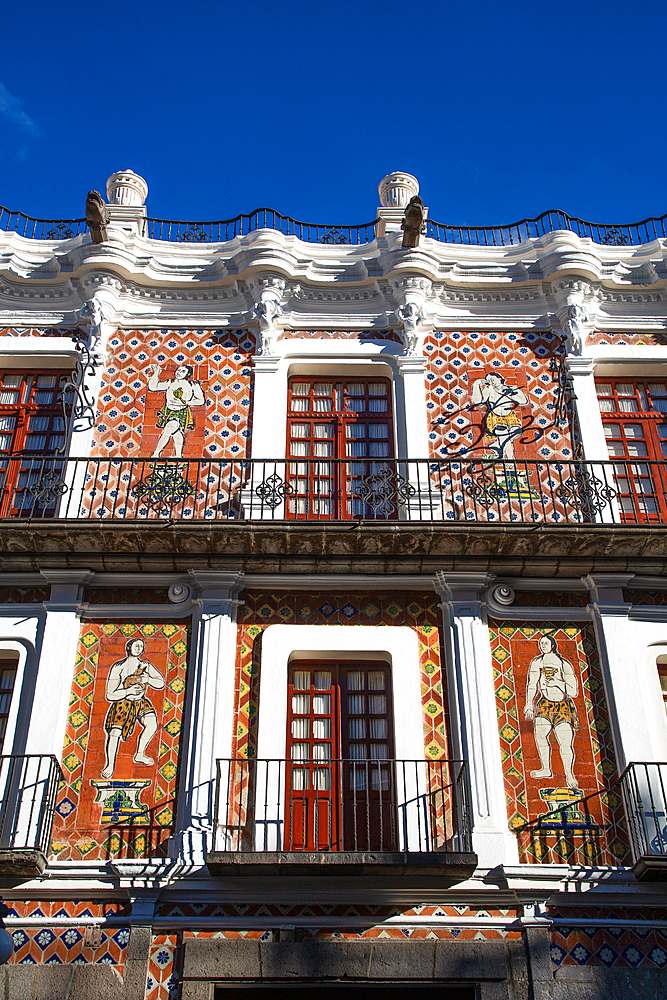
[257,624,423,764]
[3,224,667,331]
[435,571,519,866]
[0,628,41,756]
[251,624,428,853]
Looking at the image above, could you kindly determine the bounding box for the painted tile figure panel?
[424,331,572,462]
[101,637,165,778]
[144,363,206,459]
[53,620,190,860]
[490,620,629,866]
[92,330,253,461]
[470,371,529,459]
[524,634,579,789]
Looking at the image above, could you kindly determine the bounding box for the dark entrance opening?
[215,987,477,1000]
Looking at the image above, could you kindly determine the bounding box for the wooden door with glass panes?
[596,379,667,522]
[0,371,68,517]
[286,378,394,519]
[286,661,395,851]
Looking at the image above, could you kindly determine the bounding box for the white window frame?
[253,623,428,851]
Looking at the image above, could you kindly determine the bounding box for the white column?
[175,571,243,864]
[435,572,519,867]
[61,299,118,516]
[567,357,621,523]
[243,355,287,517]
[395,354,432,516]
[568,358,607,461]
[23,570,92,758]
[584,574,659,768]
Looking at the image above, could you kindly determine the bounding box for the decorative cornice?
[2,224,667,334]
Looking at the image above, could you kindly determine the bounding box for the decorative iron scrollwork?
[555,466,617,518]
[132,462,196,512]
[464,465,539,507]
[27,466,68,507]
[57,333,99,453]
[44,222,77,239]
[254,472,294,510]
[548,342,575,429]
[464,471,506,508]
[177,225,211,243]
[319,227,350,245]
[600,227,631,246]
[352,465,416,516]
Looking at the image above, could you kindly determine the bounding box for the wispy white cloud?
[0,82,39,137]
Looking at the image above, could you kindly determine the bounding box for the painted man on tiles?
[471,372,528,459]
[148,364,205,458]
[524,634,579,789]
[101,638,165,778]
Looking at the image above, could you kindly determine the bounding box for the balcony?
[2,456,666,525]
[207,758,476,884]
[0,755,62,877]
[619,762,667,880]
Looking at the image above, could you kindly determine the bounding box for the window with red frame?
[596,379,667,521]
[286,378,394,519]
[286,661,395,851]
[0,370,69,517]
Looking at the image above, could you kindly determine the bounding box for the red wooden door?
[286,379,394,519]
[285,661,395,851]
[596,379,667,522]
[0,371,68,517]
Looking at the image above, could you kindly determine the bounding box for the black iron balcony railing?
[2,455,667,525]
[618,762,667,879]
[142,209,379,245]
[2,203,667,247]
[0,206,87,240]
[0,755,62,858]
[213,758,471,855]
[425,209,667,248]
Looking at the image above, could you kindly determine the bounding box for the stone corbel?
[552,279,601,356]
[249,277,286,356]
[391,277,433,356]
[78,296,110,353]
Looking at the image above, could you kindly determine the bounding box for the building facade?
[0,170,666,998]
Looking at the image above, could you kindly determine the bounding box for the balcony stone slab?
[0,848,47,878]
[206,850,478,885]
[1,522,667,577]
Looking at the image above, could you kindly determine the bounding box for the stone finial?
[378,172,419,209]
[106,169,149,207]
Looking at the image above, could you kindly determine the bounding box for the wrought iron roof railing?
[425,209,667,248]
[1,203,666,246]
[142,209,380,245]
[0,206,87,240]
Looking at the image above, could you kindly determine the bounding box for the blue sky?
[1,1,665,227]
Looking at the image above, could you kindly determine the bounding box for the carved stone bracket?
[390,277,433,356]
[249,277,286,356]
[551,279,601,356]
